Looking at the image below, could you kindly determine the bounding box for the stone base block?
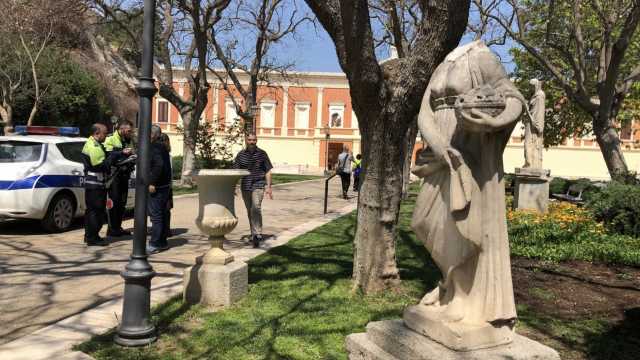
[403,306,513,351]
[183,260,248,308]
[346,320,560,360]
[514,167,551,213]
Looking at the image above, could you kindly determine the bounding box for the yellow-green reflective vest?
[104,130,123,152]
[82,136,107,187]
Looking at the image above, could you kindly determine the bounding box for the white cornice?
[156,67,349,89]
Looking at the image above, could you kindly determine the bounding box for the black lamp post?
[114,0,157,347]
[324,124,330,175]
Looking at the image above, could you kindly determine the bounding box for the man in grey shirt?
[336,145,354,199]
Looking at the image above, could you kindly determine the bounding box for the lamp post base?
[115,259,156,347]
[114,330,157,347]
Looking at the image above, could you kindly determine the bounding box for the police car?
[0,126,135,232]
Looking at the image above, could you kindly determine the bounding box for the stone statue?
[524,78,545,168]
[345,41,560,359]
[408,40,526,350]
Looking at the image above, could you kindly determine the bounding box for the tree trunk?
[594,112,628,177]
[352,113,406,293]
[180,111,197,186]
[402,121,419,199]
[1,105,13,133]
[26,103,38,126]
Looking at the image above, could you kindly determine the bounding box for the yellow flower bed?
[507,200,640,264]
[507,202,605,235]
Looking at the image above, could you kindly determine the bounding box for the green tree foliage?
[476,0,640,175]
[12,48,110,134]
[512,53,640,149]
[587,181,640,237]
[511,65,593,147]
[0,32,28,129]
[508,0,640,147]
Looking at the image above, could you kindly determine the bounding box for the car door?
[55,141,87,214]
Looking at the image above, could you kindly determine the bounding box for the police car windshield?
[0,141,43,163]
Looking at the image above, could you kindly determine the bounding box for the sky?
[271,5,516,74]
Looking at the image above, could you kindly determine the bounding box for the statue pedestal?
[403,306,513,351]
[346,320,560,360]
[514,167,551,213]
[183,248,248,308]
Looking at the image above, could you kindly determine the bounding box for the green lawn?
[78,187,639,360]
[172,174,322,196]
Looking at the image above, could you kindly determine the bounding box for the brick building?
[155,69,640,180]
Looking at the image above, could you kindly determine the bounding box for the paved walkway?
[0,178,356,348]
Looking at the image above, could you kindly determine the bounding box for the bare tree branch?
[475,1,597,112]
[208,0,312,130]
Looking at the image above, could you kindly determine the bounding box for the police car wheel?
[42,193,76,232]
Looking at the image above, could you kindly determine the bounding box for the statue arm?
[417,83,449,163]
[458,97,523,132]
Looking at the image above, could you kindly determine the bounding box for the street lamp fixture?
[114,0,157,347]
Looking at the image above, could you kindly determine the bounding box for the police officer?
[104,119,134,237]
[81,123,130,246]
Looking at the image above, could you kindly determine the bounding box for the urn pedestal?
[183,169,249,308]
[514,167,551,213]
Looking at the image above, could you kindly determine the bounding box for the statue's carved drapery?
[408,41,526,349]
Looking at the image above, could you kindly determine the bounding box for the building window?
[157,100,169,123]
[620,120,633,141]
[260,100,276,128]
[295,102,311,129]
[329,103,344,128]
[225,99,240,126]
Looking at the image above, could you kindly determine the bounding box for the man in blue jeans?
[146,125,172,254]
[233,133,273,248]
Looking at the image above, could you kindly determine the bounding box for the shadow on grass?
[76,210,443,359]
[517,304,640,360]
[64,184,640,359]
[76,296,192,358]
[586,307,640,360]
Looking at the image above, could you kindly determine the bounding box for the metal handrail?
[323,172,338,214]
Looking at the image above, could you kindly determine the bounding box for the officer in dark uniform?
[81,123,131,246]
[104,119,135,237]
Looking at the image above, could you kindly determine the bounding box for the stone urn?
[184,169,250,308]
[194,169,249,250]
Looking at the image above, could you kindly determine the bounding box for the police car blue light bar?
[58,127,80,136]
[13,126,80,136]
